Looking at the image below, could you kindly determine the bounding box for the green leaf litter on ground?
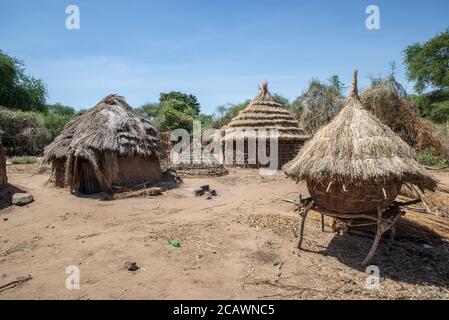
[168,240,182,248]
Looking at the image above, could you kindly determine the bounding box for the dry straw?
[284,70,437,192]
[360,75,447,158]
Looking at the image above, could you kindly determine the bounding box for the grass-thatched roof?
[222,83,309,141]
[284,70,437,191]
[44,94,165,163]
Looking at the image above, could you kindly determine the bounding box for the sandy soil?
[0,166,448,300]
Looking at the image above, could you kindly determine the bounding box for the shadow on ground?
[322,220,449,287]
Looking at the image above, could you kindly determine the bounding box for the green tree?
[328,75,347,94]
[0,50,47,112]
[212,100,250,128]
[404,29,449,123]
[159,91,201,115]
[404,29,449,93]
[135,102,160,121]
[137,91,213,132]
[47,103,77,116]
[155,99,197,132]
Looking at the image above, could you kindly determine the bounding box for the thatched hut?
[284,71,437,214]
[221,83,309,168]
[0,144,7,187]
[44,94,165,194]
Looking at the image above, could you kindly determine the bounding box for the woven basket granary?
[307,179,401,214]
[283,70,437,214]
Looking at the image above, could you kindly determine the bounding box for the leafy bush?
[0,107,76,156]
[10,156,37,164]
[415,149,448,167]
[136,91,212,132]
[411,92,449,123]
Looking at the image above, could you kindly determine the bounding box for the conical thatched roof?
[222,83,308,141]
[284,70,437,191]
[44,94,165,162]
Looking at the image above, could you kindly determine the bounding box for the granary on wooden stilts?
[43,94,165,195]
[221,82,309,169]
[284,70,437,214]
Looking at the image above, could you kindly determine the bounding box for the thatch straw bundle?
[0,144,7,187]
[44,94,165,193]
[284,70,437,213]
[360,75,447,158]
[222,83,308,141]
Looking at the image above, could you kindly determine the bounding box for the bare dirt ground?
[0,165,449,300]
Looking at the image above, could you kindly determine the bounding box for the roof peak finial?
[259,82,269,95]
[350,69,358,98]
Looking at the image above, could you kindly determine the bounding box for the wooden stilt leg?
[321,214,325,232]
[362,226,384,266]
[297,210,309,249]
[362,207,384,266]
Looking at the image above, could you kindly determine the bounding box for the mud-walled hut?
[44,94,165,194]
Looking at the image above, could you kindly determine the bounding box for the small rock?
[274,260,283,267]
[423,244,433,249]
[12,193,34,206]
[125,261,139,272]
[147,187,162,196]
[210,189,217,196]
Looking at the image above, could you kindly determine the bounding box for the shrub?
[10,156,37,165]
[415,149,448,167]
[0,107,76,156]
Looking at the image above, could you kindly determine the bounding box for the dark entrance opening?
[79,161,101,194]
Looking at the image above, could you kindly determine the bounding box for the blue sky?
[0,0,448,113]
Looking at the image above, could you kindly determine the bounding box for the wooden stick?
[0,275,32,293]
[312,207,379,221]
[362,208,384,266]
[362,223,383,266]
[425,165,449,170]
[297,201,314,249]
[406,184,434,215]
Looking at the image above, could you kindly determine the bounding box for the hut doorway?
[79,161,101,194]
